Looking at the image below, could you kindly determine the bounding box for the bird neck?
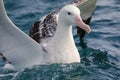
[51,21,76,49]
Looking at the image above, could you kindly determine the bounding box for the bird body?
[0,0,90,70]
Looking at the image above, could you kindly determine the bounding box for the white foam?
[3,63,15,71]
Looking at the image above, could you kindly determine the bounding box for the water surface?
[0,0,120,80]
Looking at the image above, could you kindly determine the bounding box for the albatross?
[0,0,90,70]
[30,0,97,41]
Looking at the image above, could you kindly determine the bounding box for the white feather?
[0,0,47,70]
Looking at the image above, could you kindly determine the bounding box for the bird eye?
[67,12,71,15]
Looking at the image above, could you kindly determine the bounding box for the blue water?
[0,0,120,80]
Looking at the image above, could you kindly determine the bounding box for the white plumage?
[0,0,90,70]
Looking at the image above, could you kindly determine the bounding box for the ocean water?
[0,0,120,80]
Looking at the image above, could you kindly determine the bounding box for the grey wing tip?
[71,0,88,6]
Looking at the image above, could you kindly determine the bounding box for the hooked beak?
[75,15,91,33]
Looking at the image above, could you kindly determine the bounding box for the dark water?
[0,0,120,80]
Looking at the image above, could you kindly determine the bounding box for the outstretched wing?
[0,0,46,70]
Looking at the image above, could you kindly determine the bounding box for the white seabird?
[0,0,90,70]
[30,0,97,41]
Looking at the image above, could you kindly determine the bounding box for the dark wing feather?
[30,10,59,43]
